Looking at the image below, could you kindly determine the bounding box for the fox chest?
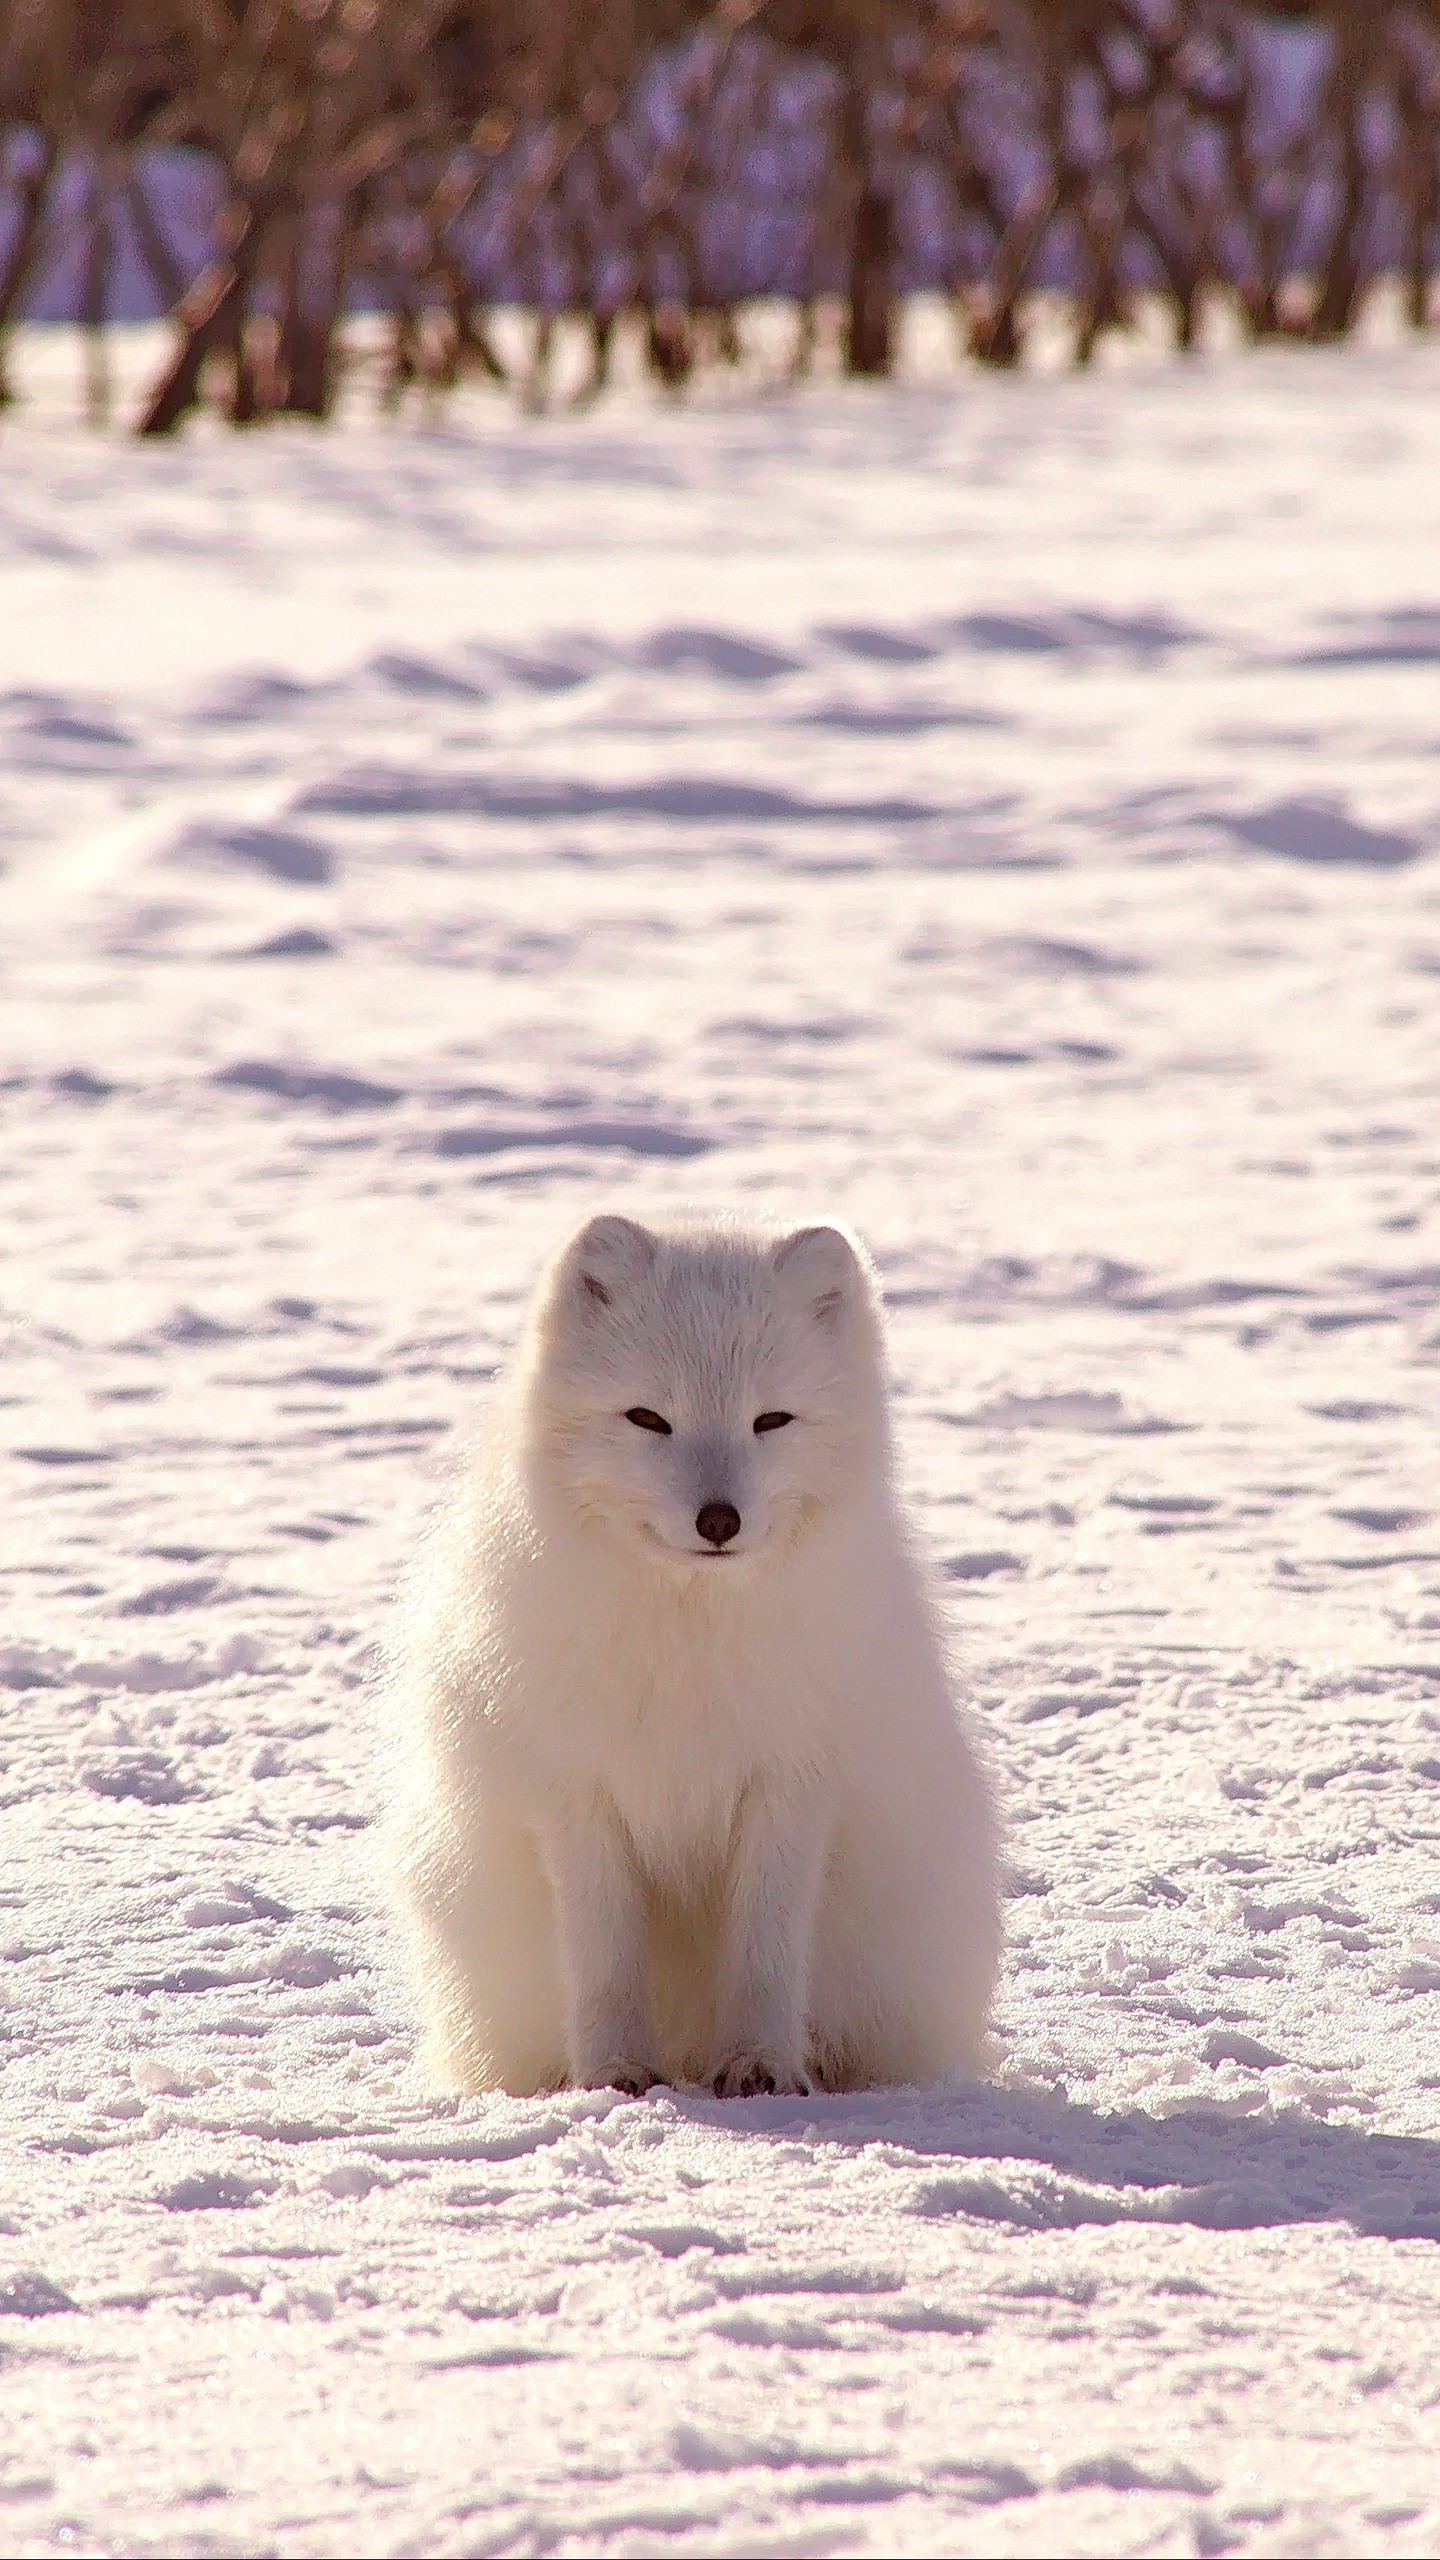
[579,1653,813,1866]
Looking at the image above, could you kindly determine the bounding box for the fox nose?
[695,1501,741,1549]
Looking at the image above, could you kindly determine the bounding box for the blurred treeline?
[1,1,1437,430]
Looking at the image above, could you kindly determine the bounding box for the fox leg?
[710,1782,828,2098]
[541,1797,660,2094]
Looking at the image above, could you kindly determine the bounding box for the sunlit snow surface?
[3,328,1440,2558]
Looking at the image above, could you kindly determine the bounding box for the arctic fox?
[385,1212,1001,2097]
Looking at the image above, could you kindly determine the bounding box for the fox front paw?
[712,2049,811,2100]
[573,2058,664,2097]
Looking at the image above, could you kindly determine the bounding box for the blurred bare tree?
[0,0,1436,425]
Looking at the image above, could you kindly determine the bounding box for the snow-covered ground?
[3,323,1440,2559]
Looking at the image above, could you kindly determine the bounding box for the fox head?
[519,1213,890,1576]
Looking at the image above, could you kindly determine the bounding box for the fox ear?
[772,1222,863,1326]
[566,1213,657,1310]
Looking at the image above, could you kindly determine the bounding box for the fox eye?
[625,1407,672,1435]
[754,1411,795,1435]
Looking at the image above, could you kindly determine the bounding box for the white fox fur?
[385,1211,1001,2098]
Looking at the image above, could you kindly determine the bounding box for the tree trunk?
[381,303,420,413]
[0,133,59,407]
[970,295,1021,366]
[81,168,114,428]
[969,177,1057,366]
[1071,175,1132,368]
[1310,27,1368,341]
[1127,184,1204,353]
[572,307,614,406]
[440,263,508,383]
[788,297,818,377]
[845,186,895,376]
[1399,122,1436,331]
[645,298,693,387]
[135,211,258,437]
[278,201,346,418]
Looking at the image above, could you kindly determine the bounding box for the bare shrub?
[0,0,1436,425]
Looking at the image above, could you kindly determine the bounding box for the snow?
[3,322,1440,2557]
